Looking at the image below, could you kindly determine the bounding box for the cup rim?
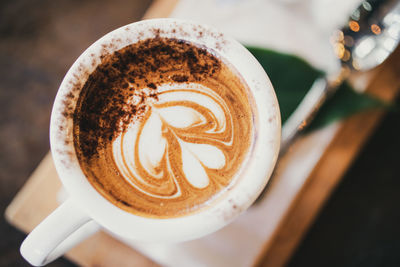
[50,18,281,242]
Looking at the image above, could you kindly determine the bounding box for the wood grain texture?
[5,0,400,266]
[143,0,179,19]
[255,47,400,267]
[5,153,60,232]
[5,156,159,266]
[5,0,179,266]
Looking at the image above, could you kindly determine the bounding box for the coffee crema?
[73,37,254,218]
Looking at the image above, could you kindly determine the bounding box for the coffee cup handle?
[20,198,100,266]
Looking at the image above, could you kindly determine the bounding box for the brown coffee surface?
[73,37,254,218]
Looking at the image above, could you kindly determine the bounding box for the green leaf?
[309,82,390,131]
[245,46,388,130]
[245,46,324,123]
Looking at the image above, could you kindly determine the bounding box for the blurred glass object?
[336,0,400,71]
[282,0,400,152]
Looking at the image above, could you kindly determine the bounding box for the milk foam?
[112,83,231,197]
[53,19,279,241]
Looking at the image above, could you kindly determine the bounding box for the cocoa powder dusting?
[74,37,221,160]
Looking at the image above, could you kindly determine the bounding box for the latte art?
[73,37,254,218]
[113,83,233,198]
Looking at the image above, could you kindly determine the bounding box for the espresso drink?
[73,37,254,218]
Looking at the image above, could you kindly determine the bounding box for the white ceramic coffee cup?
[20,18,281,266]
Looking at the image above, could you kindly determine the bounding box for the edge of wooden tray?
[255,46,400,267]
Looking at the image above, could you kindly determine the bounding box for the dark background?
[1,0,399,266]
[288,102,400,267]
[0,0,152,266]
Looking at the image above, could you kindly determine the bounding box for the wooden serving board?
[5,0,400,266]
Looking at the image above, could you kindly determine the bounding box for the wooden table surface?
[0,0,153,266]
[2,0,400,266]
